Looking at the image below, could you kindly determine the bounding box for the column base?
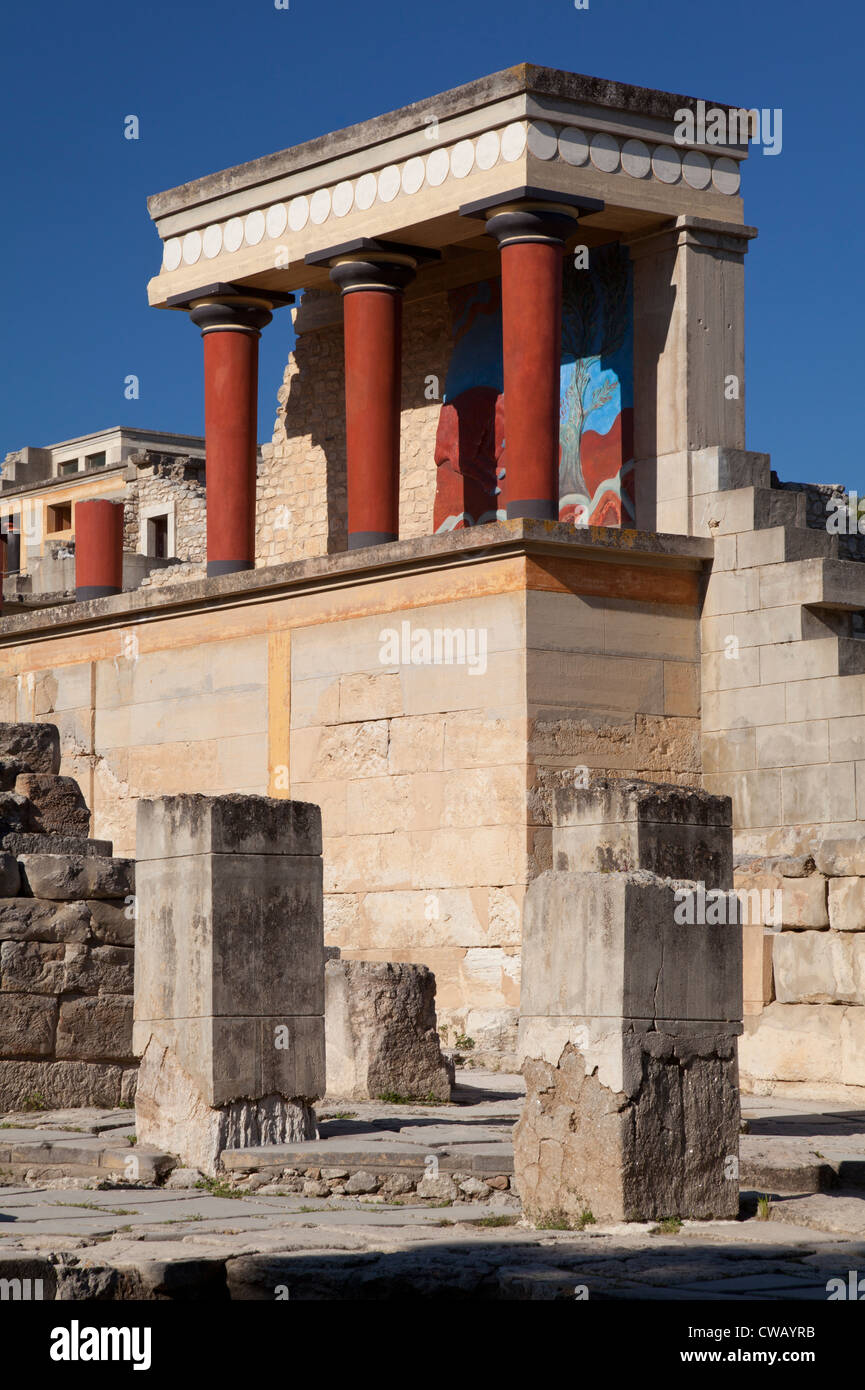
[206,560,255,578]
[506,499,558,521]
[348,531,398,550]
[76,585,121,601]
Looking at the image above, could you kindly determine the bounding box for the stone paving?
[2,1072,865,1298]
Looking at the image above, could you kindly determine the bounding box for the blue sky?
[1,0,862,488]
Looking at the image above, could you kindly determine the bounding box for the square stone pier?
[133,794,325,1174]
[515,779,743,1224]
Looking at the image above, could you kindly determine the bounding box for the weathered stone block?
[0,723,61,775]
[520,871,742,1032]
[56,996,134,1061]
[0,1059,130,1109]
[134,795,325,1172]
[16,774,91,837]
[552,778,732,889]
[84,899,134,946]
[0,853,20,896]
[134,1037,314,1177]
[515,1034,740,1224]
[0,899,92,944]
[0,940,66,993]
[0,994,57,1057]
[815,839,865,877]
[735,871,827,928]
[136,793,321,861]
[738,1002,843,1087]
[325,960,452,1101]
[17,854,134,902]
[829,877,865,932]
[135,853,323,1024]
[516,786,741,1223]
[773,930,865,1005]
[63,944,134,997]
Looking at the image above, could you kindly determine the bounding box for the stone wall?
[0,527,706,1064]
[738,840,865,1100]
[257,290,454,565]
[0,722,136,1110]
[124,452,207,563]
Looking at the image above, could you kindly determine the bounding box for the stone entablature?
[146,65,749,309]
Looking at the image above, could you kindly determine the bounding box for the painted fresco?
[433,243,634,531]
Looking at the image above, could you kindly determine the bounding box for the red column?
[499,239,563,519]
[188,297,273,577]
[329,254,416,550]
[75,499,124,600]
[481,200,583,521]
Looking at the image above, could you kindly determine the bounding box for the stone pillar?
[305,239,438,550]
[330,251,416,549]
[515,779,742,1225]
[624,217,758,533]
[461,189,601,520]
[325,960,453,1101]
[74,499,124,600]
[133,794,325,1175]
[167,284,292,577]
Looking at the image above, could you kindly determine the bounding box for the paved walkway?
[3,1073,865,1298]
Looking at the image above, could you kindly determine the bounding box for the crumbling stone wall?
[0,722,135,1110]
[738,841,865,1099]
[124,452,207,563]
[257,290,451,565]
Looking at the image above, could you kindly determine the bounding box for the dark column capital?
[459,185,604,248]
[306,238,440,296]
[166,282,293,335]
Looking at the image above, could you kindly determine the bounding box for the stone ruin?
[325,959,453,1102]
[133,794,326,1175]
[0,726,745,1218]
[0,721,135,1110]
[514,779,743,1225]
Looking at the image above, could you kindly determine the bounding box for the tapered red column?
[189,297,272,577]
[167,284,292,579]
[486,206,578,520]
[75,499,124,600]
[329,254,416,549]
[460,190,601,521]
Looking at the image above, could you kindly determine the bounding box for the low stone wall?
[739,841,865,1099]
[0,720,136,1109]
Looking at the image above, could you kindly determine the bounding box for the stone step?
[220,1141,514,1179]
[0,1130,174,1184]
[740,1139,865,1194]
[3,833,113,858]
[15,851,132,900]
[734,524,839,569]
[698,485,806,538]
[759,555,865,613]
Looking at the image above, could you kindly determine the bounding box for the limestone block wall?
[257,290,456,565]
[0,530,706,1066]
[699,447,865,857]
[291,576,701,1060]
[737,842,865,1101]
[697,447,865,1090]
[0,631,270,857]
